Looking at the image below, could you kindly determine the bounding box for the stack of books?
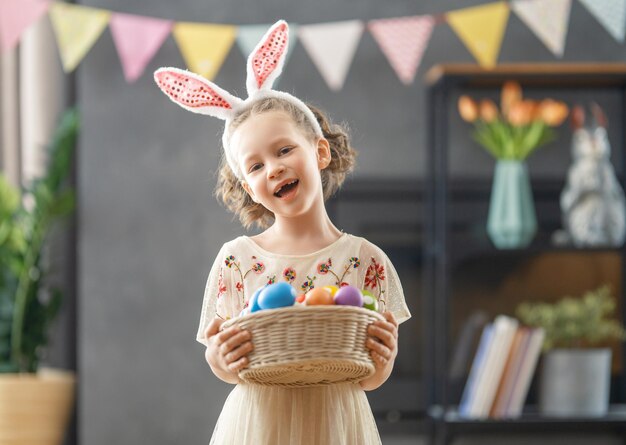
[458,315,545,419]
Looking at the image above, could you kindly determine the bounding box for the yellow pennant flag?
[49,3,110,72]
[446,1,510,68]
[172,23,237,80]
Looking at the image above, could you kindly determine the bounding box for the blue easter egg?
[249,286,265,313]
[239,307,251,317]
[258,282,297,310]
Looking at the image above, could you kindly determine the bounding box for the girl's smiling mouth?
[274,179,299,198]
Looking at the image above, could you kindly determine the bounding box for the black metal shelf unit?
[424,64,626,445]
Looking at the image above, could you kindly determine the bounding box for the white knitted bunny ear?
[246,20,289,96]
[154,67,243,120]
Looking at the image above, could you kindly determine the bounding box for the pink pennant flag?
[109,13,172,83]
[368,15,435,85]
[0,0,49,52]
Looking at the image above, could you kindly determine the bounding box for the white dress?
[197,233,411,445]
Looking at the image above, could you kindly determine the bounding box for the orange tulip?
[458,95,478,122]
[501,81,523,118]
[538,99,569,126]
[507,100,535,126]
[479,99,499,123]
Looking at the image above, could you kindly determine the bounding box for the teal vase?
[487,160,537,249]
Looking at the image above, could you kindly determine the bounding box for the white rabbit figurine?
[558,103,626,247]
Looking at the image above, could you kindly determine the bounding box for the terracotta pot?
[0,369,75,445]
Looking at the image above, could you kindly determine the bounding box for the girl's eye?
[279,146,293,156]
[248,163,262,173]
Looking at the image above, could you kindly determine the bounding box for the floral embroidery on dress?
[217,268,226,298]
[317,258,332,274]
[301,275,316,293]
[220,252,379,312]
[215,268,228,320]
[252,262,265,274]
[223,254,270,304]
[224,255,236,267]
[364,257,386,307]
[283,267,296,282]
[315,257,360,286]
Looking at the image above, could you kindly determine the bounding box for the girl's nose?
[268,164,285,179]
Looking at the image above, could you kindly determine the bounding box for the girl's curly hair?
[215,97,356,229]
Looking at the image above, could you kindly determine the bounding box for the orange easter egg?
[296,294,306,303]
[305,287,334,305]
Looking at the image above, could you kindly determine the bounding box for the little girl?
[155,20,411,445]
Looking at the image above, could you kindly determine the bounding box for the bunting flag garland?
[0,0,49,52]
[172,22,236,80]
[298,20,364,91]
[446,2,510,68]
[110,13,173,83]
[368,15,435,85]
[511,0,572,57]
[49,3,111,72]
[2,0,625,88]
[578,0,626,42]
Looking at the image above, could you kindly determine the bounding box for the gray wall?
[76,0,626,443]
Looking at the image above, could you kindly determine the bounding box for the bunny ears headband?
[153,20,323,178]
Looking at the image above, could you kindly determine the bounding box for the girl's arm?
[203,317,254,384]
[359,311,399,391]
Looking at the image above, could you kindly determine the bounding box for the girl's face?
[231,110,331,220]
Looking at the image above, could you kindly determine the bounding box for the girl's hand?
[366,311,398,369]
[204,317,254,383]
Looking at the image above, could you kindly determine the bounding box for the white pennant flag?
[511,0,572,57]
[578,0,626,42]
[298,20,364,91]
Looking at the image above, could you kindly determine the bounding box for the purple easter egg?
[334,285,363,307]
[258,282,297,310]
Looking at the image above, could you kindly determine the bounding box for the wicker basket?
[221,305,384,387]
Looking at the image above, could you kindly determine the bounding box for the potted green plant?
[458,82,569,249]
[0,109,79,444]
[516,285,626,417]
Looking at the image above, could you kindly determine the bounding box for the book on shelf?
[490,327,531,418]
[471,315,519,418]
[505,327,545,417]
[458,323,493,418]
[459,315,545,419]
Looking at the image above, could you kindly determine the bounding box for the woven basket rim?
[222,304,384,329]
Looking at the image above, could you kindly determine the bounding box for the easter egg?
[305,287,334,305]
[334,285,363,307]
[249,286,265,313]
[239,307,251,317]
[258,282,297,310]
[323,285,339,297]
[296,293,306,303]
[362,290,379,311]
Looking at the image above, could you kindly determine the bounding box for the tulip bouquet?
[458,81,569,160]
